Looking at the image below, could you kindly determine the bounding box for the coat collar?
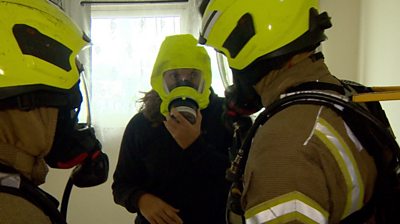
[254,55,337,107]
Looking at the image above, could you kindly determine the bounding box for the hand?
[164,108,202,149]
[138,193,183,224]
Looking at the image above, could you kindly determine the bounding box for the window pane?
[91,16,180,127]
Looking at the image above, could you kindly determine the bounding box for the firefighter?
[199,0,378,223]
[0,1,107,223]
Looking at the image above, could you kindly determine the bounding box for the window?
[90,3,225,127]
[91,4,182,127]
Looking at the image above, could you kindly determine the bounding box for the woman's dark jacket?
[112,92,233,224]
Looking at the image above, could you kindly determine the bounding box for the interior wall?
[358,0,400,139]
[319,0,361,81]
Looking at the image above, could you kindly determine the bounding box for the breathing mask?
[151,34,212,123]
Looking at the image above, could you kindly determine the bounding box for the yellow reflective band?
[315,118,364,218]
[201,10,222,42]
[352,91,400,102]
[245,191,328,224]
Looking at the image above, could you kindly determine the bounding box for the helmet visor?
[163,68,204,93]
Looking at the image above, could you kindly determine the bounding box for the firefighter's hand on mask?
[164,108,202,149]
[138,193,183,224]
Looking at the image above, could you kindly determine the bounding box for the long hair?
[139,90,164,126]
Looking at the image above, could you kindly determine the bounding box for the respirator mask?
[44,96,109,188]
[151,34,212,123]
[215,53,262,123]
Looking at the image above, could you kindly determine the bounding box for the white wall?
[41,1,400,224]
[320,0,361,81]
[359,0,400,139]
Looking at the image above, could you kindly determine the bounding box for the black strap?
[0,83,82,111]
[287,81,345,95]
[0,92,79,110]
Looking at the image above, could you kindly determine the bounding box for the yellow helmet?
[199,0,331,71]
[0,0,89,100]
[151,34,212,117]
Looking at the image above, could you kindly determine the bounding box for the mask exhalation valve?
[169,98,198,124]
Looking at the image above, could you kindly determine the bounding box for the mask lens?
[163,69,203,93]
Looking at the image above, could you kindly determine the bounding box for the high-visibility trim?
[344,122,363,153]
[315,118,364,218]
[200,10,221,42]
[304,106,323,146]
[352,91,400,102]
[245,191,328,224]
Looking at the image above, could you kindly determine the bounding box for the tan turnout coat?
[242,56,377,224]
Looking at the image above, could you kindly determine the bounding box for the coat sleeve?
[112,116,147,213]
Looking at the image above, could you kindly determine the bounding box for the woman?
[112,34,233,224]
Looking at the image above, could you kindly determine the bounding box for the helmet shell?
[151,34,212,117]
[200,0,319,70]
[0,0,89,98]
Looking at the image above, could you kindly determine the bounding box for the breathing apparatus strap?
[0,83,82,111]
[0,92,80,111]
[0,163,66,224]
